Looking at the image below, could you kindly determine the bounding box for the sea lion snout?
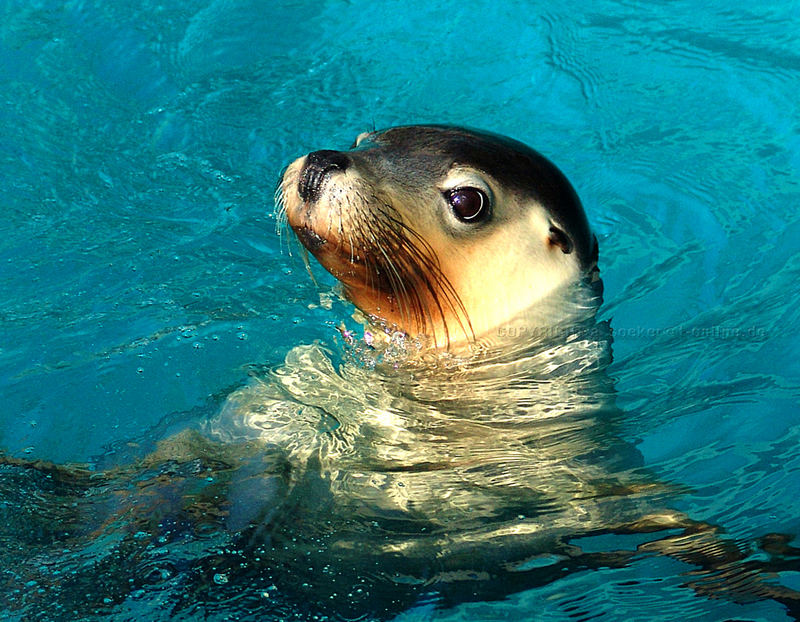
[298,150,350,202]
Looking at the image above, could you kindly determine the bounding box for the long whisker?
[367,208,416,329]
[275,170,296,257]
[386,215,474,345]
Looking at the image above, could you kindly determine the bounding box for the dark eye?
[445,187,489,222]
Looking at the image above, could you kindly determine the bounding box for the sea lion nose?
[298,150,350,202]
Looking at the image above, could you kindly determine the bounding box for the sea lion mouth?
[294,225,327,251]
[289,220,370,270]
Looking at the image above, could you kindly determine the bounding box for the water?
[2,1,799,620]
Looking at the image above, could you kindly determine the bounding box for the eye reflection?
[446,187,489,222]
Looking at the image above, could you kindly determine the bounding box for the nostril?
[298,150,350,202]
[306,150,350,172]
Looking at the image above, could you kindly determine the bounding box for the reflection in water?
[1,307,798,620]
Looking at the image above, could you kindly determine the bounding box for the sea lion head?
[278,125,598,348]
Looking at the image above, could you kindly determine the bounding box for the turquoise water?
[2,1,800,620]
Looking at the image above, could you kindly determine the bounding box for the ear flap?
[548,225,573,254]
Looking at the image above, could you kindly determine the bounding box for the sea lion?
[2,127,798,620]
[278,125,600,348]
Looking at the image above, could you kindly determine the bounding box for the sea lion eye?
[445,187,488,222]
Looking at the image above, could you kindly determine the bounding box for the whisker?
[274,172,296,256]
[387,215,474,345]
[370,218,416,330]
